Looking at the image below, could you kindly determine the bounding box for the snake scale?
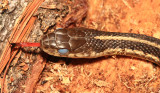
[40,27,160,66]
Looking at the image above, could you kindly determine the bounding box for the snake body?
[40,27,160,66]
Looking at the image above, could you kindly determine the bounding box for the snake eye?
[58,49,69,55]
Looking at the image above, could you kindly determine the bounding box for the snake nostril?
[49,40,56,48]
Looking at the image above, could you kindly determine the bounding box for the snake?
[40,27,160,66]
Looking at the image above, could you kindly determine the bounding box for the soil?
[0,0,160,92]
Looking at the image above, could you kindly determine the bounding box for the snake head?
[40,28,88,58]
[40,31,69,57]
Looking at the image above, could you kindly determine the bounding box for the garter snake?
[40,27,160,66]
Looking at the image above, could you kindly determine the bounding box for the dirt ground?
[0,0,160,92]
